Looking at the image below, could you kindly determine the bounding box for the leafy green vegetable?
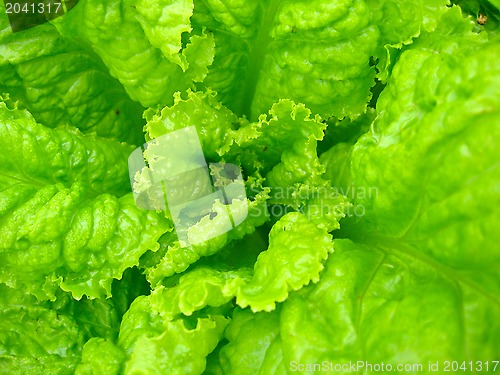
[234,212,334,312]
[0,1,498,374]
[0,9,145,144]
[0,300,84,374]
[54,0,215,108]
[0,102,169,299]
[0,284,122,375]
[75,338,125,375]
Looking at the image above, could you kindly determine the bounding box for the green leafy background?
[0,0,498,374]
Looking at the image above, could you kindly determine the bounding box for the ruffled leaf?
[0,102,133,196]
[117,267,244,374]
[54,0,215,108]
[235,212,333,312]
[0,6,144,144]
[0,285,84,375]
[0,104,169,299]
[74,338,124,375]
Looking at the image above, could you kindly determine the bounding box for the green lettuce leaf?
[452,0,500,36]
[144,186,269,286]
[124,317,228,374]
[144,90,239,159]
[194,0,451,119]
[0,1,498,374]
[220,307,286,375]
[219,235,499,374]
[309,6,499,366]
[0,6,145,144]
[0,103,169,299]
[0,284,119,375]
[0,184,168,300]
[138,91,348,285]
[0,101,134,196]
[365,0,449,79]
[0,285,84,375]
[51,296,120,342]
[194,0,379,119]
[204,7,500,373]
[0,284,126,375]
[323,6,498,247]
[54,0,215,108]
[74,338,124,375]
[116,267,245,374]
[135,91,270,283]
[235,212,333,312]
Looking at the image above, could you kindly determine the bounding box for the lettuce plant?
[0,1,498,374]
